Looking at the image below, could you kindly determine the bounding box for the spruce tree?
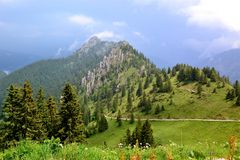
[127,89,133,112]
[98,114,108,132]
[144,76,150,89]
[136,80,143,97]
[141,119,154,146]
[22,81,42,140]
[116,110,122,127]
[236,96,240,106]
[0,85,22,149]
[112,95,118,113]
[155,104,161,114]
[125,128,132,146]
[46,96,59,138]
[59,83,84,143]
[36,88,48,140]
[129,112,135,124]
[197,83,203,95]
[132,117,142,146]
[121,85,126,97]
[234,80,240,97]
[83,106,91,126]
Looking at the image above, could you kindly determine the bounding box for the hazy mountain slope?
[0,37,117,105]
[0,50,44,72]
[0,71,6,80]
[205,49,240,82]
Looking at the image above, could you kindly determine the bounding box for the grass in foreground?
[1,137,240,160]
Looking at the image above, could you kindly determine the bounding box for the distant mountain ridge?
[0,37,119,105]
[0,71,6,80]
[205,49,240,82]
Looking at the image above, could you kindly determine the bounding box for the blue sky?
[1,0,240,68]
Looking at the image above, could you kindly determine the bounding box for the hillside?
[79,47,236,120]
[0,37,119,106]
[0,38,238,120]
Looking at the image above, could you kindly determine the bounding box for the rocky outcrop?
[81,42,130,95]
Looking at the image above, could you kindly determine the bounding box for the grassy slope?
[87,119,240,148]
[93,68,238,119]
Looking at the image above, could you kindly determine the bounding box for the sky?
[1,0,240,69]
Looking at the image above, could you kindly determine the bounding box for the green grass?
[1,138,240,160]
[105,77,240,120]
[87,119,240,148]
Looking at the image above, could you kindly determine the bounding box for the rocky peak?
[81,42,132,95]
[74,36,118,57]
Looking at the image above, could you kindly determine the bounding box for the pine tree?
[127,89,133,112]
[83,106,91,126]
[59,83,84,143]
[165,79,173,92]
[132,117,142,146]
[226,89,235,100]
[46,96,59,138]
[144,76,150,89]
[141,119,154,146]
[121,85,126,97]
[36,88,48,140]
[129,112,135,124]
[161,105,165,111]
[155,104,161,114]
[125,128,132,146]
[98,114,108,132]
[197,83,203,95]
[22,81,42,140]
[112,95,118,113]
[236,96,240,106]
[116,110,122,127]
[145,98,152,114]
[0,85,22,149]
[136,80,143,97]
[234,80,240,97]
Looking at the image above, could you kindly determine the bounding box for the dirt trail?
[106,116,240,122]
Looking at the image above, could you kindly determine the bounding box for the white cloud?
[183,0,240,32]
[203,36,240,57]
[69,15,95,26]
[133,0,198,10]
[92,31,122,41]
[0,0,14,4]
[112,21,127,27]
[68,40,82,51]
[133,31,145,40]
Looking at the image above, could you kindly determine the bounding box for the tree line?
[122,118,154,148]
[0,81,84,149]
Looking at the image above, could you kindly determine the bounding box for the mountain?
[0,71,6,80]
[81,52,235,120]
[0,49,45,72]
[204,49,240,82]
[0,37,119,105]
[0,37,237,121]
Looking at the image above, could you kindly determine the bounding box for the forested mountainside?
[0,37,120,106]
